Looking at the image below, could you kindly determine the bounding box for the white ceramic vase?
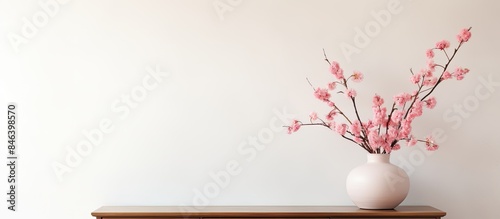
[346,154,410,209]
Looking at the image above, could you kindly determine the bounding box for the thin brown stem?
[404,76,424,119]
[334,106,353,125]
[322,48,331,65]
[443,49,451,61]
[306,77,315,91]
[340,135,372,153]
[385,102,397,135]
[419,87,433,94]
[299,123,332,129]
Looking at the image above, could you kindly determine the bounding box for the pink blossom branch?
[350,97,370,148]
[403,78,424,119]
[286,121,372,153]
[385,102,397,135]
[290,28,471,154]
[419,27,472,102]
[306,76,353,125]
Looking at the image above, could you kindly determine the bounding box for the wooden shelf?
[92,206,446,219]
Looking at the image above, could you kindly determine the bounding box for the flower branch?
[286,28,472,154]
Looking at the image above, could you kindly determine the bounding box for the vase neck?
[367,154,390,163]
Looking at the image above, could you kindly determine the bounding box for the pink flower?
[392,143,401,151]
[426,49,434,59]
[400,119,412,139]
[442,71,452,80]
[327,101,335,107]
[405,93,413,101]
[435,40,450,50]
[394,95,405,106]
[394,93,412,106]
[328,82,336,90]
[427,60,436,71]
[425,97,437,109]
[457,28,472,43]
[390,110,404,124]
[351,120,362,136]
[425,136,439,151]
[454,67,470,80]
[336,123,347,135]
[325,110,337,121]
[368,132,382,151]
[408,100,423,121]
[423,76,438,86]
[346,89,357,98]
[287,120,301,134]
[407,136,417,146]
[387,126,399,140]
[422,69,433,77]
[314,88,331,102]
[411,90,419,97]
[373,106,387,126]
[309,112,318,121]
[372,94,384,107]
[382,141,391,154]
[329,61,345,80]
[363,120,374,130]
[461,67,470,74]
[352,71,363,82]
[330,61,340,74]
[410,74,421,84]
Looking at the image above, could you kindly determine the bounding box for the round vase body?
[346,154,410,209]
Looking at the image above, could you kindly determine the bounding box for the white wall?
[0,0,499,218]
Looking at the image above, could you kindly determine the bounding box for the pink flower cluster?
[314,88,331,102]
[287,120,301,134]
[287,28,473,154]
[457,28,472,43]
[330,61,344,80]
